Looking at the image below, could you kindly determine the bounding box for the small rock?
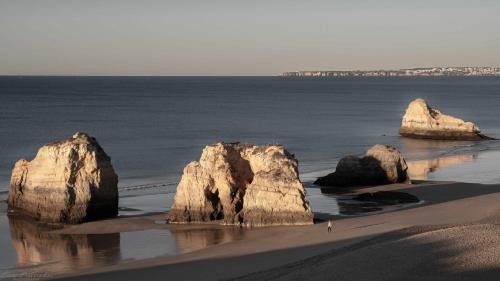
[315,144,410,190]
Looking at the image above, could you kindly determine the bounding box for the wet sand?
[42,181,500,281]
[0,213,248,279]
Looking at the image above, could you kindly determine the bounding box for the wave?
[119,182,177,192]
[437,140,500,158]
[0,190,8,203]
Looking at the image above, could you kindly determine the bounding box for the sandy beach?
[31,180,500,281]
[2,1,500,280]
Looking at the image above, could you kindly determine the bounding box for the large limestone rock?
[166,142,313,227]
[8,132,118,223]
[315,144,410,191]
[399,98,492,140]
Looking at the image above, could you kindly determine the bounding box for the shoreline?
[40,180,500,281]
[2,138,500,198]
[2,141,500,280]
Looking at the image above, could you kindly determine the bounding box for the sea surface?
[1,76,500,277]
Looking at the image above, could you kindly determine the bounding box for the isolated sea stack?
[8,132,118,223]
[166,142,313,227]
[399,98,493,140]
[315,144,410,191]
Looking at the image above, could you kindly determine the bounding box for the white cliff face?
[400,99,490,140]
[166,143,313,227]
[241,145,313,226]
[8,132,118,223]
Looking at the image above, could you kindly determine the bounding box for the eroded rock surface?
[166,143,313,226]
[399,98,492,140]
[315,144,410,190]
[8,132,118,223]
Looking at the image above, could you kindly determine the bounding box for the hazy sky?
[1,0,500,75]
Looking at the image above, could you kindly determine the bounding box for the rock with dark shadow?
[166,142,313,227]
[8,132,118,223]
[315,144,410,192]
[399,98,493,140]
[353,191,420,205]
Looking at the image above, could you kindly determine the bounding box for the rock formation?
[399,98,493,140]
[166,142,313,227]
[315,144,410,190]
[8,132,118,223]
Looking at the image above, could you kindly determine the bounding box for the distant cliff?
[280,67,500,77]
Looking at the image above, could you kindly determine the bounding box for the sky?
[1,0,500,76]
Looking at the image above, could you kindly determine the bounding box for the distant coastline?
[280,67,500,77]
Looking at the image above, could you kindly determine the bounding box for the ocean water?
[1,76,500,205]
[1,76,500,276]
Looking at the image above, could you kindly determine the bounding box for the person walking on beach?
[327,220,333,233]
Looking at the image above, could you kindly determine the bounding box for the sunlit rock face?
[315,144,410,190]
[8,132,118,223]
[166,143,313,227]
[399,98,492,140]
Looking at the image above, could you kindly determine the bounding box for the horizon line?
[3,66,500,77]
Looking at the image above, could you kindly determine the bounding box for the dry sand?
[50,181,500,281]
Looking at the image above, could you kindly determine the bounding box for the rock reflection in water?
[6,216,247,277]
[407,154,477,180]
[8,216,121,275]
[400,138,470,159]
[170,226,246,254]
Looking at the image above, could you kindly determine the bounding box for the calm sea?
[1,76,500,204]
[1,76,500,276]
